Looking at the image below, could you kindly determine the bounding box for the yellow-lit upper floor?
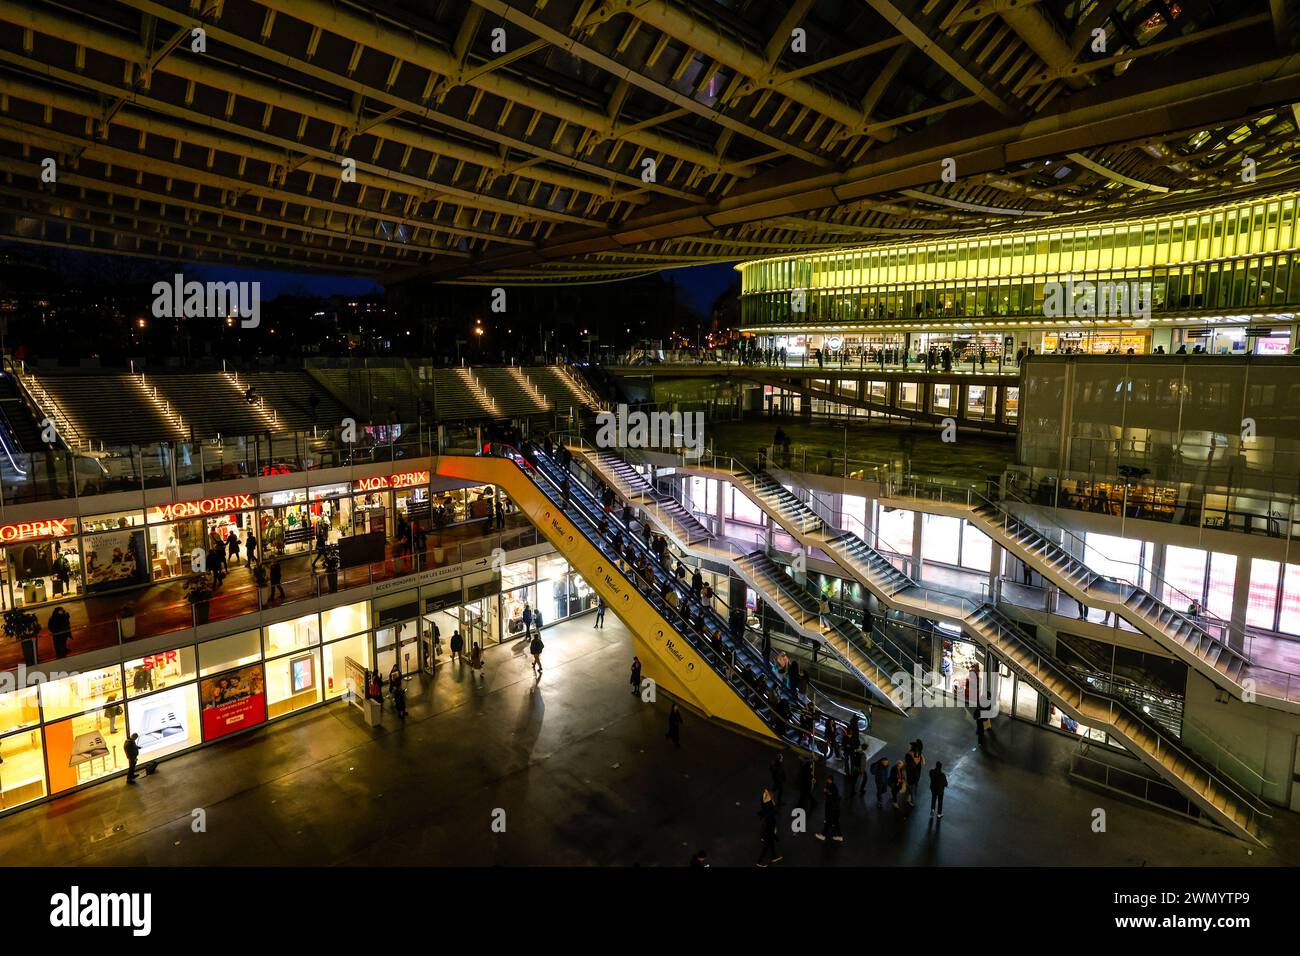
[738,190,1300,294]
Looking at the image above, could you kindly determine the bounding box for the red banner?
[199,664,267,740]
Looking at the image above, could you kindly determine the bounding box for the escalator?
[569,444,913,712]
[435,448,827,754]
[659,454,1271,843]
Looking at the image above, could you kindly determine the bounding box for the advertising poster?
[83,528,151,593]
[200,664,267,741]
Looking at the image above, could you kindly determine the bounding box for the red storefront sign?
[150,493,256,523]
[353,471,429,493]
[0,518,76,543]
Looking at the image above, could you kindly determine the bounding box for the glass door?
[397,620,419,676]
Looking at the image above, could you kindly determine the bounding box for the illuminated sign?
[0,518,76,543]
[150,494,256,523]
[353,471,429,492]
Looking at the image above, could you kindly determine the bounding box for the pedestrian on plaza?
[757,788,782,866]
[889,759,906,809]
[630,655,642,696]
[495,498,505,530]
[521,603,533,638]
[392,681,408,720]
[769,753,786,805]
[388,663,401,697]
[469,641,485,680]
[846,744,863,797]
[450,629,464,663]
[929,762,949,818]
[869,755,891,802]
[816,775,843,843]
[124,732,141,783]
[529,632,544,676]
[595,595,606,628]
[268,553,285,601]
[904,740,925,806]
[974,706,987,748]
[533,607,544,637]
[666,702,683,748]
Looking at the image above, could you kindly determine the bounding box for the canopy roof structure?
[2,0,1299,284]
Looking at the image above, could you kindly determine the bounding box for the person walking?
[521,603,533,639]
[245,530,257,564]
[629,656,642,695]
[469,641,485,681]
[796,756,818,810]
[846,744,863,798]
[595,596,606,628]
[529,632,544,676]
[392,681,408,720]
[889,759,906,809]
[757,788,783,866]
[869,755,891,802]
[532,607,544,638]
[666,702,682,748]
[904,741,925,806]
[450,629,464,663]
[124,732,141,783]
[815,775,843,843]
[769,753,786,805]
[974,706,987,748]
[929,762,949,818]
[105,694,122,735]
[495,498,505,530]
[227,532,241,567]
[268,553,285,602]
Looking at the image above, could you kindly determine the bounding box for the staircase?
[454,368,499,418]
[582,448,711,544]
[675,457,1269,842]
[962,605,1268,843]
[8,365,82,448]
[962,496,1252,695]
[733,550,912,713]
[709,465,822,534]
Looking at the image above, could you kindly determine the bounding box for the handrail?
[890,474,1250,672]
[501,444,830,750]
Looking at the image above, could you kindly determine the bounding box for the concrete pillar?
[714,476,726,538]
[989,541,1004,603]
[911,509,925,582]
[1148,541,1167,595]
[1228,554,1252,653]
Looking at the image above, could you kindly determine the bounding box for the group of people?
[756,736,952,864]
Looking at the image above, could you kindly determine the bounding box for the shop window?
[125,683,202,762]
[502,559,536,591]
[1279,563,1300,636]
[265,612,321,657]
[82,523,151,594]
[1048,705,1106,743]
[1014,682,1040,721]
[960,523,992,573]
[198,629,262,677]
[82,510,145,533]
[0,726,46,809]
[322,600,371,641]
[4,527,82,609]
[199,663,267,740]
[876,506,913,556]
[125,646,197,698]
[323,634,370,701]
[1162,545,1207,611]
[1246,559,1281,629]
[727,487,763,524]
[922,514,961,565]
[0,685,40,735]
[265,650,323,719]
[40,665,125,722]
[45,708,129,794]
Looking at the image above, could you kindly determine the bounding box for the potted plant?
[429,504,452,564]
[3,609,40,666]
[186,576,214,626]
[117,601,137,640]
[320,544,341,594]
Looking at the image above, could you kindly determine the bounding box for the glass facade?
[739,190,1300,345]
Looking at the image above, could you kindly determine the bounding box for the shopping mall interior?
[1,0,1299,885]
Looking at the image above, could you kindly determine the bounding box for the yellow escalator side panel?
[435,455,778,741]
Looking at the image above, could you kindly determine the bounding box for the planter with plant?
[186,577,214,626]
[3,609,41,666]
[320,544,341,594]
